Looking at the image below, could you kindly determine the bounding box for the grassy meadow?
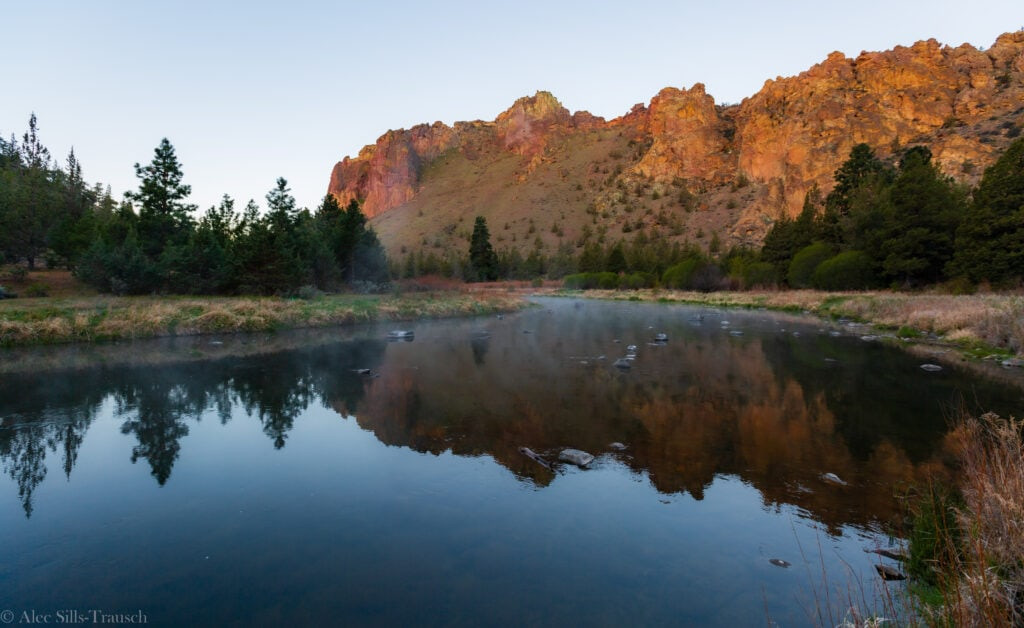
[567,288,1024,359]
[0,272,526,347]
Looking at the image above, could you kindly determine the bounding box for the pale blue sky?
[3,0,1021,212]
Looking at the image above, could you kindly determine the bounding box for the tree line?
[1,116,388,295]
[761,140,1024,291]
[4,113,1021,294]
[455,138,1022,291]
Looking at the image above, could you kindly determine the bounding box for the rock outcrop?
[327,32,1024,251]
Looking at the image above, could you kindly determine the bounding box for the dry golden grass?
[0,291,527,348]
[576,289,1024,357]
[928,412,1024,626]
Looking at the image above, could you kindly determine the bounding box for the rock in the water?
[860,335,878,342]
[866,548,909,562]
[769,558,791,568]
[388,330,414,339]
[821,472,848,486]
[920,363,943,372]
[519,447,554,470]
[613,358,632,370]
[654,332,668,342]
[559,448,595,467]
[353,368,372,375]
[729,330,744,336]
[609,442,627,451]
[874,564,907,581]
[1002,358,1024,368]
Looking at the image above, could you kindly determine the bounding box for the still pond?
[1,297,1021,626]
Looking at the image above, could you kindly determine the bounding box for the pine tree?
[129,138,196,260]
[879,147,966,286]
[950,137,1024,285]
[2,114,60,269]
[468,216,498,281]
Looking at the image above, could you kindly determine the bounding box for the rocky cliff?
[327,32,1024,257]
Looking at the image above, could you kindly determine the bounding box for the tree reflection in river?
[0,299,1019,533]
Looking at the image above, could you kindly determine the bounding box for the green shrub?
[618,272,655,290]
[741,262,778,289]
[662,260,724,292]
[562,273,589,290]
[787,242,833,288]
[596,272,619,289]
[563,272,618,290]
[24,283,50,298]
[662,259,702,289]
[811,250,875,290]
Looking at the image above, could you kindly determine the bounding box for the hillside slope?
[328,32,1024,261]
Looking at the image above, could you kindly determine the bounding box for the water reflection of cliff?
[1,301,1020,531]
[345,304,1019,533]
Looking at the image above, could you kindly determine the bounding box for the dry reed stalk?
[938,412,1024,626]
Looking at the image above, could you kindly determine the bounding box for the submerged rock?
[920,363,943,372]
[866,548,909,562]
[874,564,907,581]
[768,558,791,568]
[519,447,554,471]
[821,472,848,486]
[608,442,627,451]
[729,330,744,336]
[388,330,414,340]
[559,448,595,468]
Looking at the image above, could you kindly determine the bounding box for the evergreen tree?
[165,195,238,294]
[878,146,966,286]
[606,241,627,274]
[950,137,1024,285]
[1,114,60,268]
[821,144,891,247]
[761,189,818,278]
[352,228,390,286]
[128,138,196,261]
[49,148,98,267]
[468,216,498,281]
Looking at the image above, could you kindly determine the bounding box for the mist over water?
[2,298,1021,626]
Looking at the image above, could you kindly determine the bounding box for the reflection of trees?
[1,303,1020,530]
[0,372,105,517]
[116,383,195,485]
[0,337,385,511]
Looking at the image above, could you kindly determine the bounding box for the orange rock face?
[328,32,1024,242]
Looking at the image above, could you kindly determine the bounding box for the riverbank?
[562,289,1024,361]
[0,291,526,348]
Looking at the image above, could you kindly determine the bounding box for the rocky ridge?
[328,32,1024,257]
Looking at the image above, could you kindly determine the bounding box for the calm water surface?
[2,297,1022,626]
